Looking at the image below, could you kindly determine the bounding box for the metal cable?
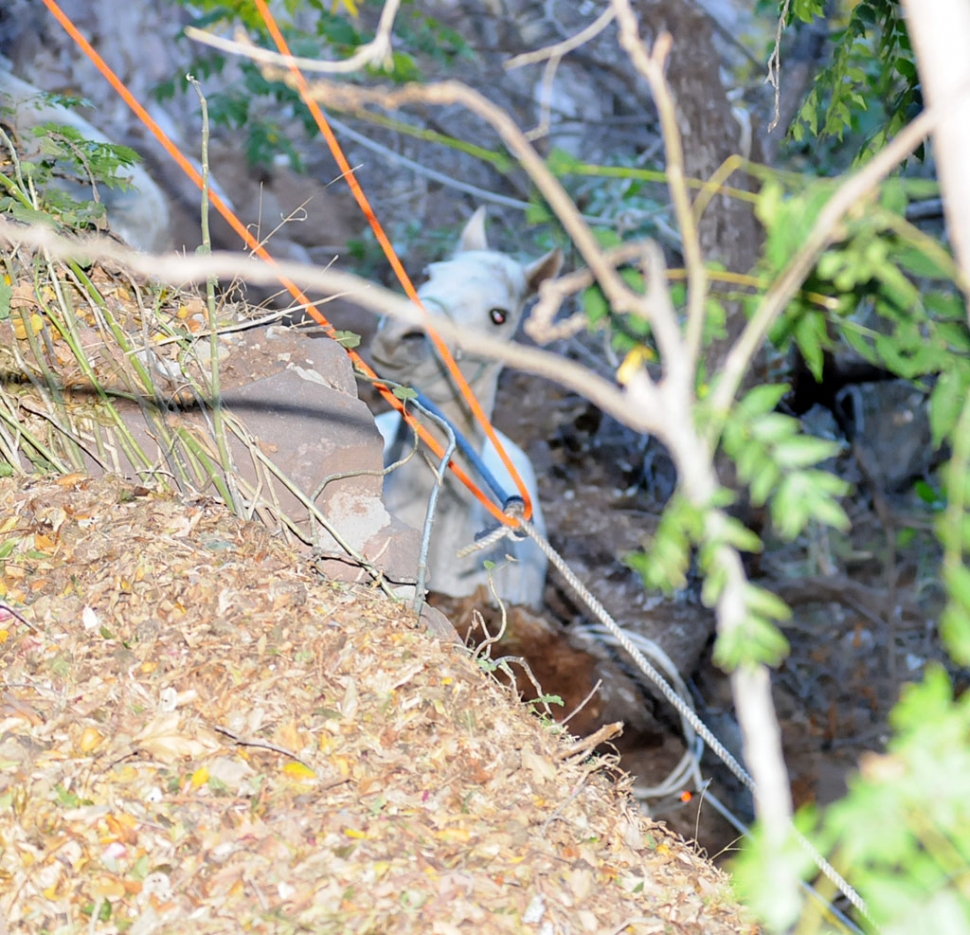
[520,520,756,791]
[408,397,457,608]
[583,622,704,799]
[415,391,513,505]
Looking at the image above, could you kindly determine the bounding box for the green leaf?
[581,286,609,326]
[925,292,966,322]
[524,201,553,226]
[895,247,952,280]
[392,386,418,401]
[793,310,829,381]
[737,384,790,418]
[771,471,850,539]
[334,330,361,348]
[714,614,790,669]
[546,147,583,176]
[940,603,970,666]
[730,818,814,931]
[754,179,784,229]
[744,583,792,623]
[750,412,800,445]
[943,563,970,615]
[890,664,954,736]
[619,266,644,292]
[771,434,841,470]
[913,479,943,507]
[880,179,908,215]
[749,461,781,507]
[592,227,622,250]
[720,516,763,554]
[930,366,970,447]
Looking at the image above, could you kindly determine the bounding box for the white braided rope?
[517,519,872,924]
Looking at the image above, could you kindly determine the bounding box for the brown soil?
[485,361,949,862]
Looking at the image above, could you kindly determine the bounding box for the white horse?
[371,209,561,608]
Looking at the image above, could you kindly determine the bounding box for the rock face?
[209,326,423,585]
[0,301,421,587]
[0,0,364,274]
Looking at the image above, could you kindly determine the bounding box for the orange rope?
[39,0,528,526]
[252,0,532,523]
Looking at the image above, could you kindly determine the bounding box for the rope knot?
[455,498,528,559]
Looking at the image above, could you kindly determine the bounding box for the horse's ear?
[524,247,563,295]
[458,206,488,252]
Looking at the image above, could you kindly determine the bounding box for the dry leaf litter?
[0,474,755,934]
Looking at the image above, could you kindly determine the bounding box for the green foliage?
[627,481,793,670]
[731,810,817,931]
[524,693,565,715]
[158,0,471,168]
[735,157,970,932]
[0,105,142,234]
[625,493,704,593]
[579,228,656,357]
[334,330,361,348]
[393,3,473,66]
[32,122,141,189]
[803,667,970,933]
[786,0,921,164]
[754,169,970,451]
[790,0,825,22]
[937,396,970,667]
[545,147,672,243]
[721,383,849,536]
[712,585,790,669]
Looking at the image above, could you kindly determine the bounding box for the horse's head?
[371,208,562,411]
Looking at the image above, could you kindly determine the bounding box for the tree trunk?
[636,0,764,371]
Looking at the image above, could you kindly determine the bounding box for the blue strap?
[414,391,519,509]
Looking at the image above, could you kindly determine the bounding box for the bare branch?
[258,67,641,320]
[185,0,400,75]
[504,6,616,142]
[610,10,707,374]
[505,7,615,70]
[0,219,659,435]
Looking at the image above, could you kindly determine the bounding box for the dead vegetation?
[0,474,754,934]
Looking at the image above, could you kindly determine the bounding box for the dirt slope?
[0,474,754,934]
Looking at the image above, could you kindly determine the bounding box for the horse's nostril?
[400,330,425,343]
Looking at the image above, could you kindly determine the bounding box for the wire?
[39,0,529,530]
[251,0,534,526]
[413,392,514,506]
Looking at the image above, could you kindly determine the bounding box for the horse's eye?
[489,308,508,326]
